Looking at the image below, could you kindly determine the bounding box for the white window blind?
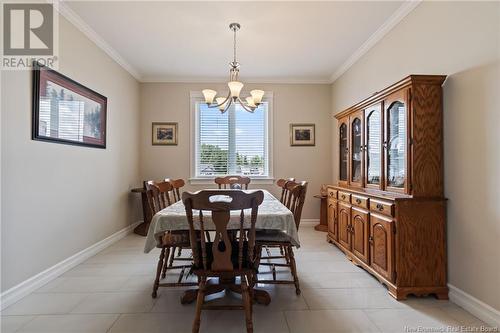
[194,99,271,178]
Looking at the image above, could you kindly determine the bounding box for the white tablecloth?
[144,190,300,253]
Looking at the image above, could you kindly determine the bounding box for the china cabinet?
[327,75,448,300]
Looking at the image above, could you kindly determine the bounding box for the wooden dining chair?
[163,178,190,260]
[183,190,264,333]
[255,180,308,295]
[214,175,251,189]
[145,180,196,298]
[271,178,295,256]
[277,178,295,204]
[165,178,185,202]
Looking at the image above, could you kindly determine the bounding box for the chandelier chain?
[233,26,237,64]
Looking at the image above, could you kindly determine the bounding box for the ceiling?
[63,1,414,83]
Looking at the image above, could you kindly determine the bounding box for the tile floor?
[1,225,488,333]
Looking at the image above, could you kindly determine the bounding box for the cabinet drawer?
[351,194,369,209]
[327,188,338,200]
[338,191,351,203]
[370,199,394,217]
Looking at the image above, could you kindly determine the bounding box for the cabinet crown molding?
[334,74,446,120]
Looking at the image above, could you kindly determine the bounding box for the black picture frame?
[32,61,108,149]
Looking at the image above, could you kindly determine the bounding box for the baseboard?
[448,283,500,327]
[0,221,141,310]
[300,219,320,225]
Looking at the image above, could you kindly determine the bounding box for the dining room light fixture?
[202,23,264,113]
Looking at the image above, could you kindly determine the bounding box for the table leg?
[181,279,225,304]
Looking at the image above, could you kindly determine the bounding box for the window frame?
[189,91,274,185]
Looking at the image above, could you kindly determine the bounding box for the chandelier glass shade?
[202,23,264,113]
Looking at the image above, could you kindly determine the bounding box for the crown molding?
[141,75,332,84]
[56,1,142,81]
[329,0,422,83]
[55,0,420,85]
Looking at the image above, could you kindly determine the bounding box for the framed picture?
[290,123,315,146]
[32,62,107,148]
[152,122,178,145]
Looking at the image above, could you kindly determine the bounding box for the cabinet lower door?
[351,208,369,264]
[369,214,394,281]
[327,199,338,241]
[338,202,352,250]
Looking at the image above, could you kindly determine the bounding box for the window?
[190,92,273,182]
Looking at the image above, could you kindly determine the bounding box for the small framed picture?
[290,123,315,146]
[152,122,178,145]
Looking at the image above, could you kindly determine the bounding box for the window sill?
[189,177,275,186]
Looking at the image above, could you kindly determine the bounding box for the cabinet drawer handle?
[341,194,346,199]
[376,203,384,211]
[329,192,334,197]
[355,198,362,204]
[368,236,374,243]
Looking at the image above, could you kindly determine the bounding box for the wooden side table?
[314,194,328,232]
[131,186,152,236]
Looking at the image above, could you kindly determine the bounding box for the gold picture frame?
[290,123,315,146]
[152,122,178,145]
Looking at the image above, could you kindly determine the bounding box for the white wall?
[140,82,332,219]
[1,16,142,291]
[330,2,500,310]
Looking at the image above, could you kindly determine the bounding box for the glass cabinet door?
[339,122,348,183]
[350,115,363,186]
[365,104,382,187]
[386,99,407,189]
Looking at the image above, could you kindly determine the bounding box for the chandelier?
[202,23,264,113]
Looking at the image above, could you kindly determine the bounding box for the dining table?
[144,189,300,305]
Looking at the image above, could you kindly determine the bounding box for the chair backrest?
[144,180,173,215]
[276,178,295,204]
[165,178,185,202]
[182,190,264,272]
[214,175,251,190]
[283,180,308,230]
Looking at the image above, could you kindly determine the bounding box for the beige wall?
[140,83,332,219]
[330,2,500,310]
[1,17,141,291]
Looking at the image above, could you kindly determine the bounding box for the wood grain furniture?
[131,178,185,236]
[256,180,308,295]
[145,181,196,298]
[276,178,295,203]
[143,189,299,306]
[314,185,328,232]
[328,75,448,300]
[182,190,264,333]
[131,185,152,236]
[165,178,185,202]
[268,177,299,259]
[164,178,191,257]
[214,175,251,189]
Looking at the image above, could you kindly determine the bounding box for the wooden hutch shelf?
[327,75,448,300]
